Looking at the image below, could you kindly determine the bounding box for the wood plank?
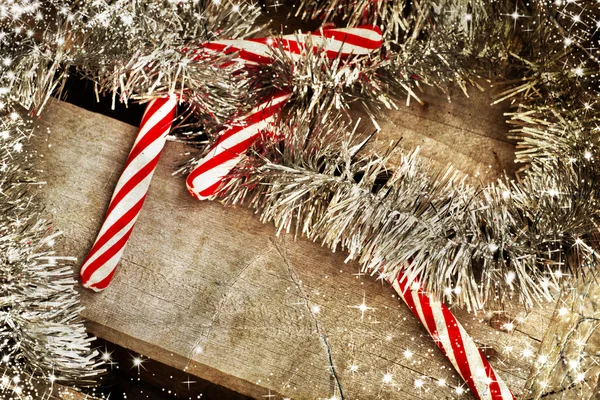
[31,97,549,399]
[359,85,518,185]
[524,282,600,400]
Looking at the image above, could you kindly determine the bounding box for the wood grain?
[525,282,600,400]
[31,95,556,400]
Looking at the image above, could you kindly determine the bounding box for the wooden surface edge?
[84,320,275,399]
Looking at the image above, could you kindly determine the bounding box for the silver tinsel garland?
[0,104,102,397]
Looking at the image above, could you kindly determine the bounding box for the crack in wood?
[514,327,542,343]
[373,352,432,379]
[183,243,275,370]
[271,238,345,400]
[592,374,600,400]
[534,380,590,399]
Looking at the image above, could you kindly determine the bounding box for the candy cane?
[80,95,178,291]
[186,26,383,199]
[80,27,383,290]
[186,94,290,200]
[186,92,290,199]
[195,25,383,64]
[392,273,515,400]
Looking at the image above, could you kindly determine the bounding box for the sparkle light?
[382,373,393,384]
[349,293,375,320]
[505,272,515,284]
[558,307,569,316]
[554,269,563,278]
[568,359,579,370]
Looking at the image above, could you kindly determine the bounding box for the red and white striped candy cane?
[195,25,383,64]
[80,95,178,291]
[186,92,290,200]
[186,26,382,200]
[392,273,515,400]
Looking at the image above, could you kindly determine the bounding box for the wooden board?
[525,281,600,400]
[31,91,561,400]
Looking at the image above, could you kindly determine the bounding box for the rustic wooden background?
[31,86,599,399]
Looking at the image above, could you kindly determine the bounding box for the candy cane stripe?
[80,199,143,284]
[482,353,503,399]
[80,95,177,291]
[81,172,153,277]
[190,155,245,197]
[196,26,383,64]
[86,224,137,290]
[202,42,272,64]
[441,305,479,395]
[83,191,148,266]
[313,25,383,50]
[413,287,442,345]
[186,93,290,200]
[126,112,176,169]
[139,97,164,129]
[107,131,169,211]
[96,158,158,240]
[429,300,461,370]
[392,273,514,400]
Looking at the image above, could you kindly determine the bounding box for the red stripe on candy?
[80,195,147,283]
[314,25,383,50]
[186,93,289,199]
[106,152,162,220]
[441,304,478,395]
[81,215,142,286]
